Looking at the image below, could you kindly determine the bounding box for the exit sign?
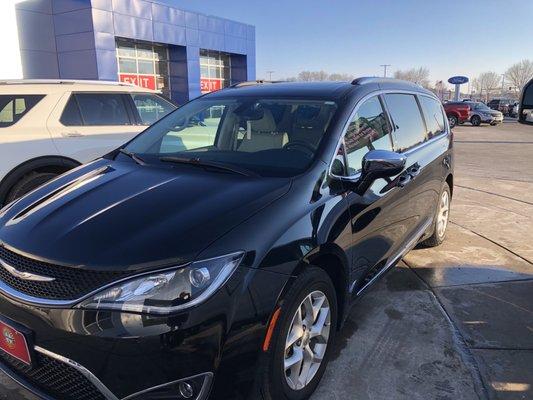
[201,79,223,93]
[119,74,156,90]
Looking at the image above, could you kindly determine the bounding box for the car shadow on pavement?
[312,264,533,400]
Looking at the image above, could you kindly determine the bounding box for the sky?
[170,0,533,87]
[0,1,22,79]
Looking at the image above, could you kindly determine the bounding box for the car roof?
[204,78,435,101]
[0,80,159,95]
[208,81,354,100]
[446,101,472,105]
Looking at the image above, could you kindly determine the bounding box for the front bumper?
[479,114,503,124]
[0,266,288,400]
[0,344,213,400]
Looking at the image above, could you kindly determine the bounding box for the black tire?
[448,115,458,128]
[421,183,451,247]
[470,115,481,126]
[255,267,338,400]
[5,171,59,204]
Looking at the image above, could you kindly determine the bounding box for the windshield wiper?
[119,149,146,165]
[159,156,257,177]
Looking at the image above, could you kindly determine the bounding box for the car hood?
[0,159,291,272]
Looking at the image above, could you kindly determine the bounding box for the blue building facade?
[15,0,256,104]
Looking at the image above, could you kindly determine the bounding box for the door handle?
[408,163,421,177]
[443,156,451,170]
[61,131,84,137]
[397,173,411,188]
[397,163,420,188]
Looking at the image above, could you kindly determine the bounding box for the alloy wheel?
[436,190,450,239]
[283,290,331,391]
[448,116,457,128]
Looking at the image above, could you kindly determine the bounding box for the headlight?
[79,252,244,314]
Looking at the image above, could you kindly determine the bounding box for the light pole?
[380,64,391,78]
[267,71,275,81]
[501,74,505,96]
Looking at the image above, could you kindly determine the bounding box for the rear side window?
[60,95,83,126]
[384,94,427,152]
[419,96,446,138]
[61,93,131,126]
[344,96,393,174]
[0,95,44,127]
[131,94,175,125]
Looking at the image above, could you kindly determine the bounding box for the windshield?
[473,103,491,111]
[124,97,338,177]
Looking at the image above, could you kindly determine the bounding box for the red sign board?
[0,320,32,366]
[119,74,156,90]
[201,79,223,93]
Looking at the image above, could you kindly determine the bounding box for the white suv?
[0,80,176,206]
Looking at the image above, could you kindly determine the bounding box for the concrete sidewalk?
[312,264,483,400]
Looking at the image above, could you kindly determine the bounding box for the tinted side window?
[60,95,83,126]
[0,95,44,127]
[74,93,131,126]
[419,96,446,138]
[523,83,533,106]
[385,94,427,151]
[344,96,393,175]
[131,94,175,125]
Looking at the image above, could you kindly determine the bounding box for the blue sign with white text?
[448,76,469,85]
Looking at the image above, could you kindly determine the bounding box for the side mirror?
[362,149,406,179]
[357,150,406,194]
[338,150,406,195]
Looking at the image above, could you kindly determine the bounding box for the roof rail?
[352,77,392,85]
[230,80,283,88]
[0,79,135,87]
[351,76,424,88]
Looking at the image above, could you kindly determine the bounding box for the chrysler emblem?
[0,258,56,282]
[2,327,15,349]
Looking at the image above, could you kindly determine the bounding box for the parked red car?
[443,102,470,128]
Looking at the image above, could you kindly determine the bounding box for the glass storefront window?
[200,50,232,94]
[155,61,168,76]
[154,47,167,61]
[138,60,155,74]
[118,58,137,73]
[136,43,154,59]
[116,39,171,97]
[117,42,136,58]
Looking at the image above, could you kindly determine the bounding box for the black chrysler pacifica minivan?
[0,78,453,400]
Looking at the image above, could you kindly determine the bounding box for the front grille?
[0,347,106,400]
[0,246,130,301]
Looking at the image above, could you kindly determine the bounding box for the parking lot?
[1,120,531,400]
[312,120,533,400]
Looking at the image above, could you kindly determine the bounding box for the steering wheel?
[283,141,316,157]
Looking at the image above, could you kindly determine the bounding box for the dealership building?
[13,0,256,103]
